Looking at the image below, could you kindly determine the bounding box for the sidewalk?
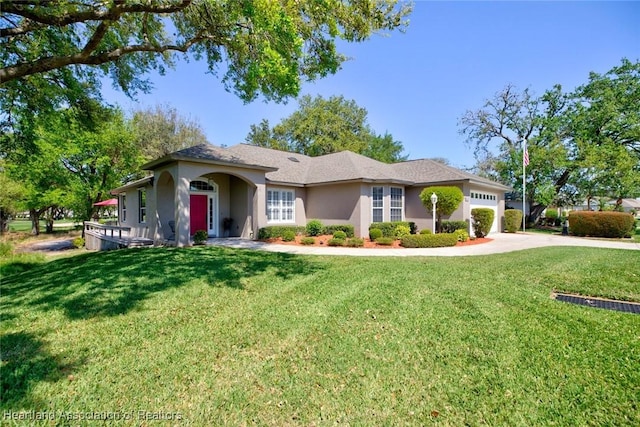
[207,233,640,257]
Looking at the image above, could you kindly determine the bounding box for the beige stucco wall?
[229,175,249,237]
[404,186,433,233]
[117,182,153,239]
[306,182,366,236]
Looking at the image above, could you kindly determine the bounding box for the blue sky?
[101,1,639,169]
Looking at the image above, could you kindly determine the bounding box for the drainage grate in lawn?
[553,293,640,315]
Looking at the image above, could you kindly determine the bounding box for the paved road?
[20,238,76,252]
[208,233,640,257]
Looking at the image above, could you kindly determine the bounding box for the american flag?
[523,142,529,166]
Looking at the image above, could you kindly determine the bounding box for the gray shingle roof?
[225,144,311,185]
[142,144,278,172]
[391,159,511,190]
[144,143,509,190]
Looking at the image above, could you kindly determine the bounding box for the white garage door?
[470,191,499,234]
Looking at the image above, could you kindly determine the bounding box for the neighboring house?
[111,144,511,246]
[613,198,640,215]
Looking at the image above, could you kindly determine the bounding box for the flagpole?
[522,139,526,233]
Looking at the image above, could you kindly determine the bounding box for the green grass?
[1,247,639,425]
[8,219,82,233]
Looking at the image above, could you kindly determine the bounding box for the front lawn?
[1,247,638,425]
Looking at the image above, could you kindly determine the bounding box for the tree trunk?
[30,209,41,235]
[529,204,546,225]
[0,209,7,235]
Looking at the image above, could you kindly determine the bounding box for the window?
[372,186,384,223]
[390,187,403,222]
[471,191,497,202]
[120,194,127,222]
[267,189,295,223]
[190,180,215,191]
[138,188,146,223]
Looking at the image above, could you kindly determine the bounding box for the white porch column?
[175,175,191,247]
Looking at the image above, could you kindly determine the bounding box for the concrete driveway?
[208,232,640,257]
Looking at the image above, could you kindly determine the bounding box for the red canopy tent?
[93,198,118,206]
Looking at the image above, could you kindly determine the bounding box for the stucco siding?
[295,187,307,225]
[118,184,152,239]
[404,187,432,232]
[306,183,362,232]
[229,176,249,237]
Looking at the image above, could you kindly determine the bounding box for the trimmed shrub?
[193,230,208,245]
[568,211,635,238]
[504,209,523,233]
[282,230,296,242]
[409,222,418,235]
[544,209,559,226]
[324,224,355,238]
[332,230,347,240]
[419,186,464,232]
[328,238,346,246]
[346,238,365,247]
[306,219,324,236]
[258,226,305,239]
[441,220,468,233]
[300,237,316,245]
[453,229,469,242]
[72,237,85,248]
[400,233,458,248]
[419,229,432,235]
[394,225,411,239]
[375,237,395,246]
[369,221,411,238]
[471,208,494,238]
[369,228,383,240]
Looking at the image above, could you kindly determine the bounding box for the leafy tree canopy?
[1,0,411,141]
[419,186,464,232]
[5,100,139,234]
[246,94,407,162]
[131,104,209,162]
[459,58,640,222]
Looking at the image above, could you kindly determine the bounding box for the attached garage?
[470,191,499,234]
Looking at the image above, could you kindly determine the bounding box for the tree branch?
[1,1,192,28]
[1,32,213,82]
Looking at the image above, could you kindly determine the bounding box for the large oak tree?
[1,1,411,116]
[246,94,407,162]
[131,104,209,163]
[459,59,640,223]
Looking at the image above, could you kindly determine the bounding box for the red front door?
[190,194,207,236]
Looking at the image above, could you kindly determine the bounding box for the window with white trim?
[267,189,295,223]
[120,194,127,222]
[471,191,497,201]
[138,188,146,223]
[372,186,384,223]
[390,187,403,222]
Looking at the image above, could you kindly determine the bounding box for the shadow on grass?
[0,331,84,408]
[0,254,46,277]
[1,246,320,321]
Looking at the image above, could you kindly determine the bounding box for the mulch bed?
[553,292,640,315]
[265,235,492,249]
